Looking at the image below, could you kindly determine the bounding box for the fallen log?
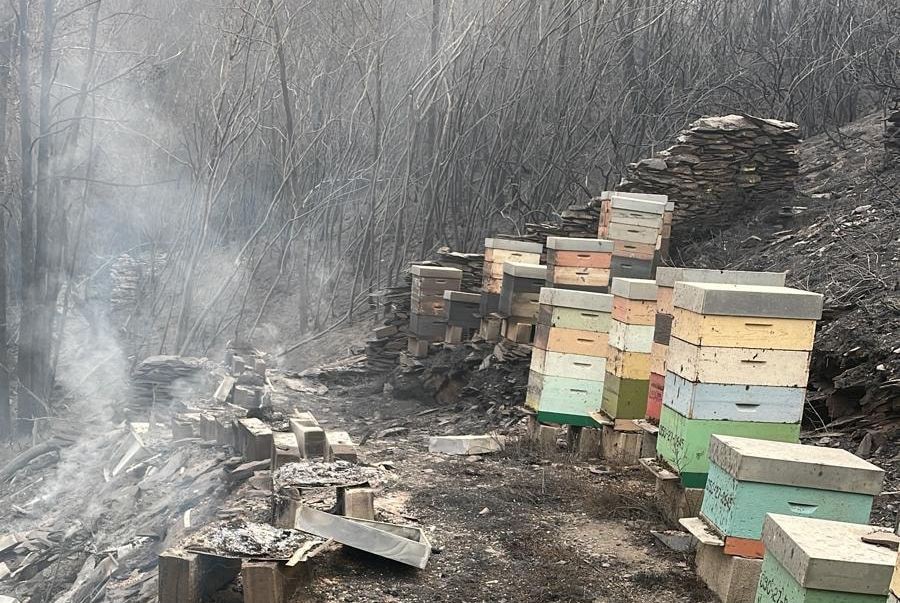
[0,438,69,483]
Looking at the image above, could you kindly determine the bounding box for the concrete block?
[237,418,274,462]
[324,431,358,463]
[232,355,245,375]
[158,550,241,603]
[254,358,267,377]
[410,265,463,279]
[241,560,308,603]
[673,282,823,320]
[428,435,505,455]
[215,416,235,448]
[546,237,614,252]
[600,424,650,465]
[663,371,805,423]
[339,486,376,521]
[233,385,262,409]
[291,411,319,427]
[760,514,896,595]
[708,435,884,495]
[290,419,326,458]
[270,432,301,470]
[694,541,763,603]
[213,376,236,403]
[610,277,658,301]
[575,427,602,459]
[528,419,559,453]
[654,475,705,527]
[655,267,786,288]
[484,237,543,254]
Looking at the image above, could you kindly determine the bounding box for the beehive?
[545,237,613,292]
[600,278,656,422]
[700,435,883,558]
[526,288,613,426]
[656,283,823,486]
[480,238,542,315]
[646,268,788,424]
[409,265,462,344]
[755,515,896,603]
[598,192,668,281]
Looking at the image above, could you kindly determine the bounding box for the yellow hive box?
[607,346,652,380]
[671,307,816,351]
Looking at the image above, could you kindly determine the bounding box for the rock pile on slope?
[619,114,801,225]
[130,355,207,410]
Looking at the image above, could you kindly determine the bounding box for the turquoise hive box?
[700,435,883,557]
[755,514,897,603]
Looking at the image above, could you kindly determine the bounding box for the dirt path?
[270,373,714,603]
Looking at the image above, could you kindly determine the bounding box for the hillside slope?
[677,111,899,424]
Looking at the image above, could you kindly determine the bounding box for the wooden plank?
[295,507,431,569]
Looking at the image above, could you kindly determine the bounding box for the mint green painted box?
[656,406,800,488]
[755,515,896,603]
[527,370,604,427]
[701,463,876,541]
[701,436,883,541]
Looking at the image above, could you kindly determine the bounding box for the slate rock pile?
[619,114,801,224]
[518,198,605,246]
[130,355,206,409]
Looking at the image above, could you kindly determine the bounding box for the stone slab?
[530,348,607,381]
[484,237,544,254]
[546,237,614,252]
[673,282,824,320]
[296,507,431,569]
[663,371,806,423]
[410,265,463,279]
[672,307,816,350]
[428,435,505,455]
[761,514,896,595]
[608,321,654,353]
[667,337,811,387]
[655,267,787,288]
[539,287,613,312]
[656,405,800,487]
[611,277,658,301]
[701,461,875,542]
[709,435,884,495]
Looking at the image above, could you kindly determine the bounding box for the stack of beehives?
[480,238,543,341]
[600,278,657,430]
[646,268,787,425]
[656,283,823,489]
[598,192,672,279]
[619,115,802,224]
[407,265,462,357]
[497,262,547,343]
[442,291,481,343]
[527,288,612,426]
[545,237,613,293]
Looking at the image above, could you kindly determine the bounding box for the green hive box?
[601,371,650,420]
[701,436,882,542]
[656,406,800,488]
[755,514,895,603]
